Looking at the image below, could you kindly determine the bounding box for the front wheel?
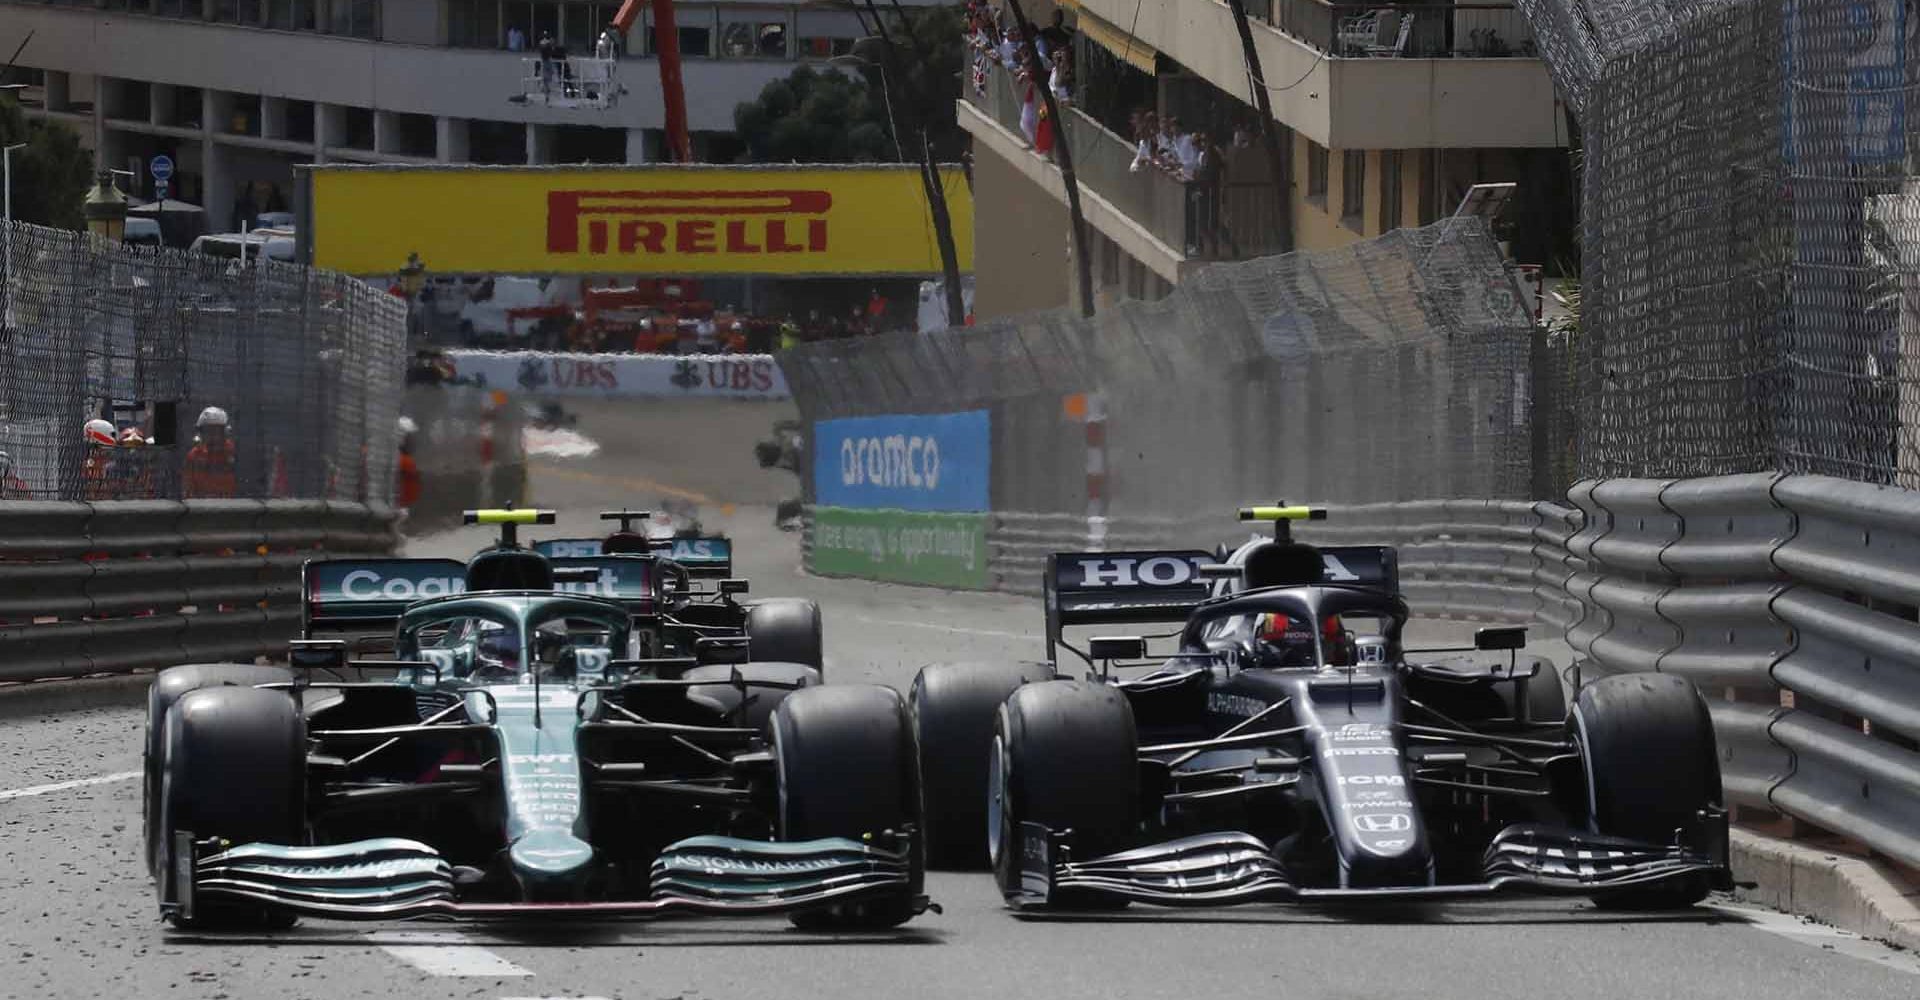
[156,685,307,928]
[991,681,1138,907]
[1571,673,1721,910]
[772,684,922,929]
[911,661,1055,869]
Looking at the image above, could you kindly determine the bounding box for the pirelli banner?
[300,163,974,277]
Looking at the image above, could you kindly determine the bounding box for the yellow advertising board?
[305,164,974,277]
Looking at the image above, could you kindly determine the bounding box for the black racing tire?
[1571,673,1721,910]
[991,681,1138,907]
[144,663,293,876]
[157,685,307,929]
[772,684,922,930]
[746,598,824,672]
[1500,656,1567,725]
[682,661,821,733]
[910,661,1056,869]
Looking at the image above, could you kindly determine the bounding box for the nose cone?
[509,829,595,897]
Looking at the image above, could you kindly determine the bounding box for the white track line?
[0,770,140,803]
[1711,903,1920,975]
[374,931,534,977]
[847,615,1031,641]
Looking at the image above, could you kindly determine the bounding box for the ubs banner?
[304,164,974,277]
[810,410,989,589]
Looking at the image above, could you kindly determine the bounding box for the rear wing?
[303,558,467,637]
[536,536,733,578]
[1042,545,1400,661]
[548,555,656,612]
[304,554,661,636]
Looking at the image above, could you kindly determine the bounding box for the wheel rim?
[986,732,1008,869]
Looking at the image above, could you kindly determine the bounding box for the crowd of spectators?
[967,1,1074,151]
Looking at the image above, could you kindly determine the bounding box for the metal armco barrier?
[0,500,399,682]
[807,470,1920,870]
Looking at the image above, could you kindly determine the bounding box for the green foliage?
[733,4,966,164]
[0,97,90,229]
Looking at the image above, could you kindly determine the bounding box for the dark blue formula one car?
[144,510,925,929]
[909,506,1731,910]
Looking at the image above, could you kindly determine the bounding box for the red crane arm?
[611,0,692,162]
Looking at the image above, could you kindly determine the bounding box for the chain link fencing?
[784,217,1546,519]
[1518,0,1920,486]
[0,220,406,502]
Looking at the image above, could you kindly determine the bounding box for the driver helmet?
[1255,612,1348,667]
[475,629,521,673]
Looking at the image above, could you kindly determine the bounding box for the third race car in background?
[908,506,1732,910]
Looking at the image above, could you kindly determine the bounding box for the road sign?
[149,155,174,182]
[155,178,169,201]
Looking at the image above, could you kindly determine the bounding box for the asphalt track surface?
[3,398,1919,999]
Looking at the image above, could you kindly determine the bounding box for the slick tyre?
[746,598,824,672]
[990,681,1138,908]
[911,661,1055,869]
[772,684,923,930]
[682,661,821,733]
[1571,673,1721,910]
[157,685,307,929]
[144,663,292,876]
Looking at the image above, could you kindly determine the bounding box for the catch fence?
[0,220,406,502]
[784,216,1549,515]
[1518,0,1920,486]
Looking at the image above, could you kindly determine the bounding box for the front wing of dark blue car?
[1006,821,1732,908]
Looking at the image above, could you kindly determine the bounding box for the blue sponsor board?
[812,410,990,512]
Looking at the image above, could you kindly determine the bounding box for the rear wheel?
[990,681,1138,907]
[772,684,922,929]
[144,663,292,875]
[1501,655,1567,725]
[1571,673,1721,910]
[746,598,823,672]
[911,661,1055,869]
[682,661,820,733]
[157,685,307,929]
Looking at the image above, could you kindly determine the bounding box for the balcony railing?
[1262,0,1537,58]
[967,72,1285,262]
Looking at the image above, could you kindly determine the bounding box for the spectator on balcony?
[507,24,527,52]
[596,28,615,61]
[1039,8,1072,58]
[1049,49,1072,106]
[1191,130,1226,258]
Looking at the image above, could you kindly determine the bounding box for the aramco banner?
[808,409,990,588]
[303,164,974,277]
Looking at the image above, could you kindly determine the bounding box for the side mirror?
[1089,636,1147,661]
[718,578,750,596]
[288,639,347,673]
[1475,626,1527,651]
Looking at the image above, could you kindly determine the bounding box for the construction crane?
[513,0,692,163]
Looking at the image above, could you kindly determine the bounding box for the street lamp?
[82,171,127,241]
[827,54,903,163]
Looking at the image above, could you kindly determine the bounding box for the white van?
[189,231,295,264]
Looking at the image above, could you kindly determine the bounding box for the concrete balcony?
[1070,0,1563,150]
[960,73,1288,284]
[2,3,805,131]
